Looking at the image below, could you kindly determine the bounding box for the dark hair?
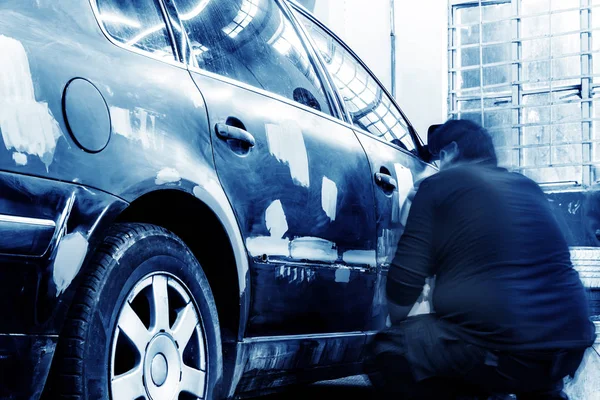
[428,119,498,165]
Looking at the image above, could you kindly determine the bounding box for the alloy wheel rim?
[110,273,207,400]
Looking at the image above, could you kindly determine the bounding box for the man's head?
[428,119,498,169]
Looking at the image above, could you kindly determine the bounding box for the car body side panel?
[231,333,366,397]
[190,69,378,337]
[0,171,127,335]
[0,0,462,397]
[0,169,127,400]
[0,0,251,331]
[0,1,210,197]
[354,133,437,330]
[0,334,56,400]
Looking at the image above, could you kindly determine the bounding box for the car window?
[295,12,416,152]
[94,0,175,60]
[171,0,332,115]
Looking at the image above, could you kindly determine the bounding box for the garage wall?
[307,0,448,141]
[395,1,448,140]
[311,0,393,90]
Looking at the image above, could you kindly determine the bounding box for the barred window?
[449,0,600,187]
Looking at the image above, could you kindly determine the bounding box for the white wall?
[312,0,392,90]
[395,1,448,140]
[310,0,448,141]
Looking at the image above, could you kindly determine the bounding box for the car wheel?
[50,223,222,400]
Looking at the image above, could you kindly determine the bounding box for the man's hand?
[388,301,415,325]
[389,278,436,324]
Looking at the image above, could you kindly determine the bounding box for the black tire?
[49,223,223,399]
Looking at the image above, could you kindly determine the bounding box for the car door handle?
[375,172,397,190]
[215,123,256,147]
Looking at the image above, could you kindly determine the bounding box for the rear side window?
[171,0,332,115]
[94,0,175,60]
[296,12,416,152]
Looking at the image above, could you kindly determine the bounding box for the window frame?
[449,0,598,188]
[163,0,342,120]
[287,1,427,158]
[89,0,182,65]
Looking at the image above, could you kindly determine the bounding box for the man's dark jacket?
[387,163,596,350]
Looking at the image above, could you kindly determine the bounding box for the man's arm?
[387,179,436,323]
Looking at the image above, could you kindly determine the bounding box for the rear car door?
[168,0,378,336]
[294,9,438,329]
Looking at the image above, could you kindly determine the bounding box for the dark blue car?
[0,0,438,398]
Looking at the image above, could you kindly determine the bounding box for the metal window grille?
[448,0,600,187]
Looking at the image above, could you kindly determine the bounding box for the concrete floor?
[255,345,600,400]
[257,375,374,399]
[564,345,600,400]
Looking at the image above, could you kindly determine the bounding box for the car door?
[167,0,378,336]
[294,9,438,330]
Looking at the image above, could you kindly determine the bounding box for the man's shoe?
[455,394,515,400]
[517,391,568,400]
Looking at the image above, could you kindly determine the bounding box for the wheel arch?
[114,188,249,345]
[43,186,249,399]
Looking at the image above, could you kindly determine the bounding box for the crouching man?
[367,120,596,399]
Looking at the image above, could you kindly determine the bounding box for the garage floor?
[257,375,374,399]
[255,344,600,400]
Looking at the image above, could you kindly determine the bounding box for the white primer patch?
[12,152,27,166]
[192,185,203,199]
[335,267,351,283]
[192,179,223,203]
[265,200,288,238]
[0,35,62,170]
[342,250,376,268]
[155,168,181,185]
[394,164,415,226]
[246,236,290,258]
[394,163,414,208]
[276,266,315,283]
[377,229,400,266]
[245,202,340,264]
[134,108,154,149]
[266,123,310,187]
[53,232,89,296]
[321,176,338,222]
[110,107,134,139]
[246,200,291,258]
[110,106,161,150]
[290,237,337,263]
